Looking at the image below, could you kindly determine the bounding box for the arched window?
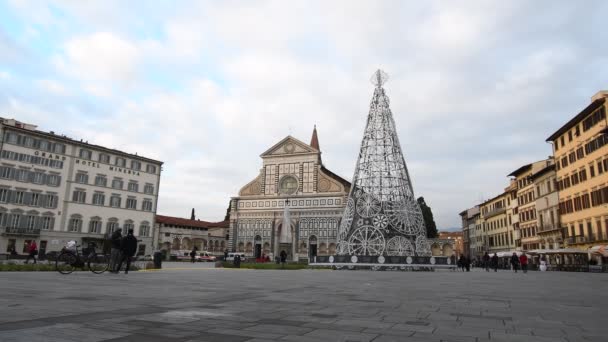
[123,219,134,233]
[89,216,102,234]
[68,214,83,232]
[106,217,119,234]
[139,221,150,237]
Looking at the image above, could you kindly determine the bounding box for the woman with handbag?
[25,241,38,264]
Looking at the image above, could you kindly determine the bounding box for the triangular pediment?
[260,135,318,157]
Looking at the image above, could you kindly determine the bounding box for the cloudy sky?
[1,1,607,229]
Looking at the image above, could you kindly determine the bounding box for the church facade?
[228,128,350,261]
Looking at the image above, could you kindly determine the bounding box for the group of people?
[480,251,528,273]
[109,228,138,274]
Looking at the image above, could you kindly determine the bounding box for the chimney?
[591,90,608,102]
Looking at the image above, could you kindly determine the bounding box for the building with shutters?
[0,117,163,256]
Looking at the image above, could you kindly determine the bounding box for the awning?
[589,245,608,257]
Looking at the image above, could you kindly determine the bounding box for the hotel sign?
[75,159,141,176]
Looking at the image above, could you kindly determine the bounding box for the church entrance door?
[309,235,318,260]
[254,235,262,259]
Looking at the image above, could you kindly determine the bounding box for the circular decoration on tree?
[351,255,358,263]
[430,257,436,265]
[406,256,413,264]
[329,256,334,263]
[386,236,415,256]
[377,255,385,264]
[347,225,386,256]
[373,215,388,230]
[356,193,382,218]
[415,236,432,257]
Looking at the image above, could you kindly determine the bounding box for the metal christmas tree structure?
[336,70,431,257]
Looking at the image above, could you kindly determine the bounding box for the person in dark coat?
[458,255,466,272]
[116,229,138,274]
[280,250,287,266]
[482,252,490,272]
[190,247,198,263]
[110,228,123,273]
[510,252,520,273]
[25,241,38,264]
[491,253,499,272]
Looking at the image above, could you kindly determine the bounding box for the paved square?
[0,267,606,341]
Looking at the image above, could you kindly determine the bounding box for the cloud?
[2,1,608,229]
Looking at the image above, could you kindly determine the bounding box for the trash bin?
[153,251,163,269]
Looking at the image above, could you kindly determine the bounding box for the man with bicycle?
[110,228,123,273]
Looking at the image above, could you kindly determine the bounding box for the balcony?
[2,227,41,236]
[483,207,506,219]
[537,224,562,233]
[566,235,594,245]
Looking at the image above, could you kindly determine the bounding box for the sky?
[1,1,607,230]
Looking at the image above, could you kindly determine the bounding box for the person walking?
[116,229,138,274]
[458,255,466,272]
[450,254,456,271]
[491,253,499,272]
[280,250,287,267]
[519,253,528,273]
[190,246,198,263]
[510,252,520,273]
[110,228,123,273]
[483,252,490,272]
[24,241,38,264]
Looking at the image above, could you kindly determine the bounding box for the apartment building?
[547,91,608,250]
[480,192,513,254]
[530,162,562,249]
[509,160,550,250]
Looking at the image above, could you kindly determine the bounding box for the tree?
[417,197,438,238]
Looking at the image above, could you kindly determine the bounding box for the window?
[99,153,110,164]
[142,199,153,211]
[30,193,40,206]
[16,169,28,182]
[68,217,82,232]
[44,195,57,208]
[590,165,596,177]
[0,188,8,202]
[10,214,20,227]
[124,221,134,232]
[72,190,86,203]
[146,164,156,173]
[92,193,105,206]
[0,166,13,179]
[112,178,123,189]
[47,175,60,186]
[75,172,88,184]
[95,175,107,187]
[14,191,24,204]
[32,172,44,184]
[41,216,53,230]
[131,161,141,170]
[89,219,102,234]
[568,131,572,142]
[39,140,50,151]
[144,184,154,194]
[109,194,121,207]
[6,132,18,144]
[126,198,137,209]
[53,143,66,154]
[139,223,150,237]
[107,220,118,233]
[128,181,139,192]
[79,149,92,160]
[115,158,126,167]
[26,215,36,230]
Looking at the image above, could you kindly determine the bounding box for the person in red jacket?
[25,241,38,264]
[519,253,528,273]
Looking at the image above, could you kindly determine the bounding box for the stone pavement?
[0,268,606,342]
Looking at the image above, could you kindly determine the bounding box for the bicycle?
[55,242,110,274]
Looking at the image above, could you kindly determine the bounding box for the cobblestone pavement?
[0,268,606,342]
